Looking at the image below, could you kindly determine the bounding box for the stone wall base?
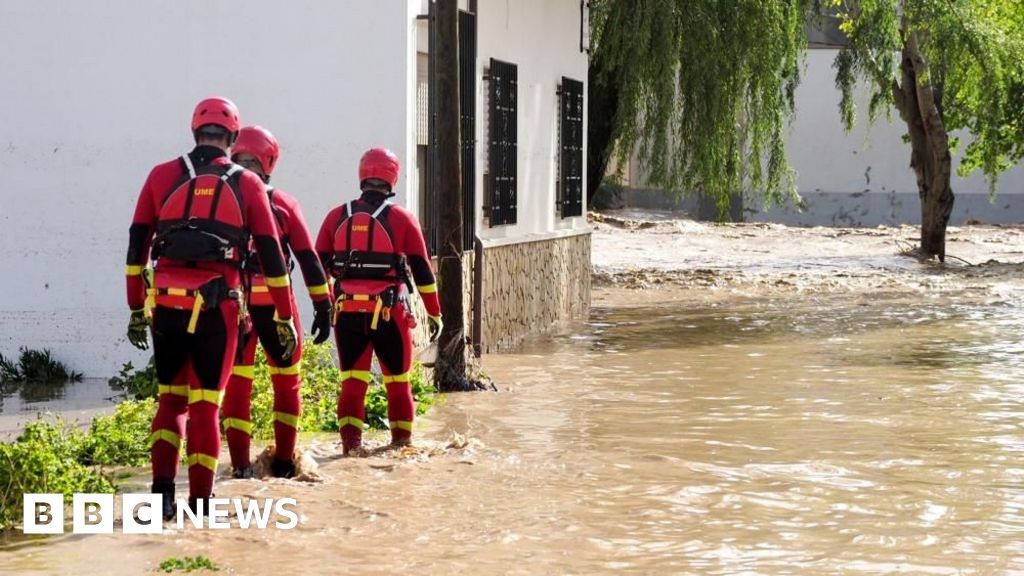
[421,232,591,354]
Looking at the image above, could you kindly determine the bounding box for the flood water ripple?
[5,291,1024,574]
[468,294,1024,573]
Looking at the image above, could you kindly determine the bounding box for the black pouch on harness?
[153,227,235,263]
[197,276,229,310]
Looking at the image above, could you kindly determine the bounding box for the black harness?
[151,155,249,266]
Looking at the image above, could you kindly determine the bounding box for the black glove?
[127,309,150,350]
[275,315,298,360]
[427,315,443,344]
[311,299,333,345]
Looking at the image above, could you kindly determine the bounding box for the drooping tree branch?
[590,0,811,213]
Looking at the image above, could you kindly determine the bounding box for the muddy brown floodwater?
[4,211,1024,574]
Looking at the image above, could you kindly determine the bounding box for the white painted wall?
[788,49,1024,200]
[622,47,1024,224]
[475,0,590,242]
[0,0,418,376]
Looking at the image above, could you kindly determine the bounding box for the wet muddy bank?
[590,209,1024,306]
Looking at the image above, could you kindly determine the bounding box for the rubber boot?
[341,427,363,456]
[390,430,412,448]
[151,478,176,521]
[186,495,214,519]
[232,466,253,479]
[270,458,296,479]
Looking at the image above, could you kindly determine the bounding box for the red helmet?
[359,148,400,190]
[233,126,280,176]
[191,96,240,133]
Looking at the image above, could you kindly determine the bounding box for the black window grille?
[459,10,477,249]
[425,5,479,253]
[487,58,517,226]
[425,0,438,255]
[559,77,584,218]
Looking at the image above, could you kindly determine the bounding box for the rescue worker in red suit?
[125,97,298,518]
[315,148,442,455]
[221,126,333,479]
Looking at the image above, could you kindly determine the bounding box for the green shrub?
[246,340,437,438]
[0,400,160,531]
[79,398,158,466]
[0,338,442,530]
[0,419,114,530]
[0,348,82,385]
[107,357,158,400]
[364,362,436,430]
[158,555,220,573]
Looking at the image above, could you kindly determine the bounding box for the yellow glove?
[127,309,150,350]
[275,315,298,360]
[427,315,443,344]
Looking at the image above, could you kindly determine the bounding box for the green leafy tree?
[590,1,1023,259]
[588,0,813,214]
[831,0,1024,260]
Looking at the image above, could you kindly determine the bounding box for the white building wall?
[0,0,417,376]
[763,48,1024,224]
[790,49,1024,198]
[475,0,590,242]
[620,48,1024,225]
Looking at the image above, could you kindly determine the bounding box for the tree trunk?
[586,51,619,206]
[433,0,469,391]
[893,31,954,262]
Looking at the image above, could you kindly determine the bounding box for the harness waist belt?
[152,286,243,334]
[332,291,403,330]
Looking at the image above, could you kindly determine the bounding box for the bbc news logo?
[23,494,299,534]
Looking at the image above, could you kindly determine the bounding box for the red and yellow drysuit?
[315,194,441,451]
[222,186,331,473]
[125,145,295,500]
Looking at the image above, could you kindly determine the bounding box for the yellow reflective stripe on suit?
[232,365,255,380]
[158,383,188,397]
[187,453,219,472]
[340,370,372,383]
[223,417,253,435]
[338,416,364,430]
[188,388,222,406]
[147,429,181,449]
[274,411,300,429]
[268,363,301,376]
